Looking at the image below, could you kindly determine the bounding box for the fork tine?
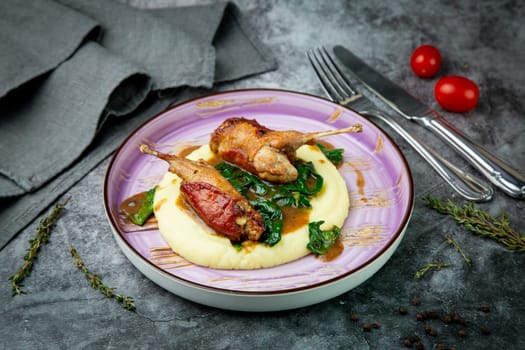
[307,49,343,102]
[318,47,358,97]
[308,47,361,103]
[312,48,350,99]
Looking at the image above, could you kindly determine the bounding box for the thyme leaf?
[70,245,136,311]
[414,262,450,280]
[444,234,472,267]
[9,199,69,296]
[424,194,525,251]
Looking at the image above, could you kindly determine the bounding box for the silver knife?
[333,45,525,199]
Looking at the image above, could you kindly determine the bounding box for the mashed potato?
[153,144,349,269]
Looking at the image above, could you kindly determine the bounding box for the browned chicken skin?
[140,144,264,242]
[210,118,362,183]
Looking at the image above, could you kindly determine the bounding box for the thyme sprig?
[9,199,69,296]
[444,235,472,267]
[69,245,136,311]
[424,194,525,251]
[414,262,450,280]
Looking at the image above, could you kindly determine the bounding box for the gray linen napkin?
[0,42,151,194]
[0,0,277,249]
[0,0,101,99]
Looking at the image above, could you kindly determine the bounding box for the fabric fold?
[0,42,152,193]
[56,0,218,90]
[213,3,278,82]
[150,2,277,83]
[0,0,100,99]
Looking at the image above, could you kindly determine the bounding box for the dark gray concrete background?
[2,1,524,349]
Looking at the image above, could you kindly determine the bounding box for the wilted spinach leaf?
[316,143,344,166]
[306,220,341,255]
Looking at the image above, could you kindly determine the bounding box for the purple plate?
[104,89,414,311]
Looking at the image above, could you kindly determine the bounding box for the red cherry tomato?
[410,45,442,78]
[434,76,479,113]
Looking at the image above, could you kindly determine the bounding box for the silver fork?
[307,47,494,202]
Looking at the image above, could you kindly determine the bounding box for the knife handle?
[421,113,525,198]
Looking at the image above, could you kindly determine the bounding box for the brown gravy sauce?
[355,169,365,196]
[313,139,335,150]
[177,144,224,166]
[327,107,343,123]
[281,207,310,234]
[176,194,191,213]
[154,198,167,212]
[177,145,201,158]
[120,191,149,218]
[346,161,366,197]
[318,240,344,262]
[375,134,384,152]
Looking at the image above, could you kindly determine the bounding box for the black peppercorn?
[351,313,359,321]
[443,313,453,324]
[362,322,371,332]
[424,310,439,319]
[458,328,467,338]
[372,321,380,329]
[399,306,408,315]
[411,296,421,306]
[403,338,412,347]
[408,335,420,343]
[424,324,432,334]
[415,342,425,350]
[480,326,491,335]
[479,304,490,313]
[453,313,465,325]
[416,312,425,321]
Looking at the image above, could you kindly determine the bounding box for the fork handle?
[362,111,494,202]
[419,113,525,199]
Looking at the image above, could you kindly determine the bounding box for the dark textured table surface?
[1,1,524,349]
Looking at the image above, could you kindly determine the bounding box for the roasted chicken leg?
[210,118,362,183]
[140,144,264,242]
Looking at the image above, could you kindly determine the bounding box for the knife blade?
[333,45,525,199]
